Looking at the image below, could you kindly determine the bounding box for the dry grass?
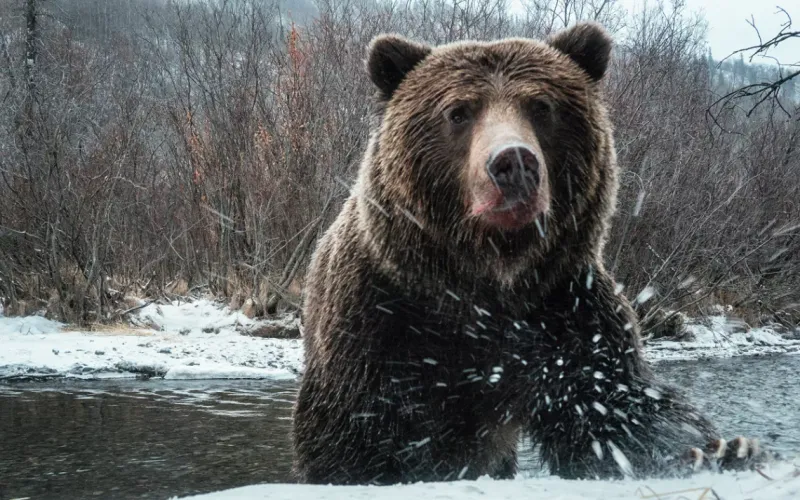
[60,323,155,337]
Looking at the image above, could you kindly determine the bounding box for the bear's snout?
[466,106,551,232]
[486,144,541,205]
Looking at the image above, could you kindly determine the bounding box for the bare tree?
[0,0,797,330]
[709,6,799,121]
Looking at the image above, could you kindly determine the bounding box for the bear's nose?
[486,144,541,203]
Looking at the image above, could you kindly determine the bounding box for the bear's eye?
[524,98,554,123]
[446,104,473,127]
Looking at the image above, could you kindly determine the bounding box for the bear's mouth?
[481,199,540,231]
[470,193,545,232]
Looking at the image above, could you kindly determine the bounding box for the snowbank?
[0,299,302,381]
[183,462,799,500]
[131,299,289,335]
[2,300,799,381]
[647,315,800,362]
[164,364,296,381]
[0,314,66,335]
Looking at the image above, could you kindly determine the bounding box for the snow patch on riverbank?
[0,299,301,381]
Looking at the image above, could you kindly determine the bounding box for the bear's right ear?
[367,34,432,101]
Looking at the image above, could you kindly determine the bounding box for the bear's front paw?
[685,437,777,473]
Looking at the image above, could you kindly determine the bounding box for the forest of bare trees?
[0,0,798,330]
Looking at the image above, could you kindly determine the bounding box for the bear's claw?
[684,436,776,473]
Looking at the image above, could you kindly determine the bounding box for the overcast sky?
[510,0,799,64]
[621,0,799,63]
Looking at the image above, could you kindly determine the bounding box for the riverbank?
[0,299,302,381]
[1,298,799,381]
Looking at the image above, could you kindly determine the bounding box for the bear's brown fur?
[293,23,761,485]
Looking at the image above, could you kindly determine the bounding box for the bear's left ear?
[367,34,432,101]
[548,22,612,82]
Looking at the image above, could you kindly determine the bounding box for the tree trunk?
[23,0,38,126]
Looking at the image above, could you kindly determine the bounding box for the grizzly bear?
[293,22,764,485]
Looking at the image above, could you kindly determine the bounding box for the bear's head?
[359,23,618,283]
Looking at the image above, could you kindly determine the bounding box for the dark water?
[0,381,297,499]
[657,355,800,457]
[1,355,799,500]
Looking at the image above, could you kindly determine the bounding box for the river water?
[1,355,798,499]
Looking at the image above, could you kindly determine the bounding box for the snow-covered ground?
[1,299,798,381]
[0,299,302,381]
[647,314,800,362]
[183,462,800,500]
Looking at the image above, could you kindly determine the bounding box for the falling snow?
[608,440,634,477]
[634,286,655,305]
[592,402,608,416]
[644,388,663,400]
[591,440,604,459]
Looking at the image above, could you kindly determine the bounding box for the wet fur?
[293,23,722,485]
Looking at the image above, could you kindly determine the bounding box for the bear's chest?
[385,313,547,409]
